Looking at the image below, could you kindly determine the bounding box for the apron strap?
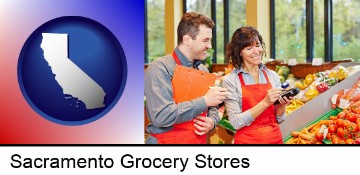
[172,51,181,65]
[238,69,270,86]
[151,50,208,144]
[235,69,282,144]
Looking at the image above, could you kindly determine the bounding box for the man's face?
[188,25,212,60]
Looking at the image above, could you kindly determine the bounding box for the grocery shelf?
[283,108,342,143]
[280,69,360,139]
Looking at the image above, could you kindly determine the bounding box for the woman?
[222,26,290,144]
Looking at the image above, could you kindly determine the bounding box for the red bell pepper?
[316,82,329,93]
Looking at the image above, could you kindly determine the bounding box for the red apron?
[151,51,207,144]
[234,70,283,144]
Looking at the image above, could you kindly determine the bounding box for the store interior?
[144,0,360,144]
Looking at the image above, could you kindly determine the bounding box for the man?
[144,12,228,144]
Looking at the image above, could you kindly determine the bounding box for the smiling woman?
[222,26,291,144]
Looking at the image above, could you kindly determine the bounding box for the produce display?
[285,99,304,115]
[285,78,360,144]
[275,66,290,83]
[285,118,334,144]
[294,67,348,102]
[331,80,360,109]
[212,63,360,144]
[285,106,360,144]
[326,107,360,144]
[284,66,353,115]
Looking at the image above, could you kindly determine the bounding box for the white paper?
[331,94,338,105]
[319,124,328,141]
[288,59,297,66]
[339,98,350,109]
[312,58,323,66]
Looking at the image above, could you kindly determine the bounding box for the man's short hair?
[177,12,215,45]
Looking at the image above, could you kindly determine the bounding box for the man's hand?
[204,86,228,106]
[193,116,214,136]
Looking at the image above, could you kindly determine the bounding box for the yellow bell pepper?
[337,66,348,81]
[295,81,308,90]
[328,70,337,79]
[337,68,348,81]
[305,88,319,101]
[304,74,314,85]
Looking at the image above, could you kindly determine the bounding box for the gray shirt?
[221,64,286,130]
[144,47,220,136]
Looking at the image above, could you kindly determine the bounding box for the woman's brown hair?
[225,26,266,68]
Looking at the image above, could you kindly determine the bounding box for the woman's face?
[240,37,263,66]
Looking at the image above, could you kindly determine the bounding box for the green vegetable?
[316,72,324,78]
[320,76,329,82]
[275,65,281,73]
[325,78,337,86]
[277,66,290,79]
[279,75,285,83]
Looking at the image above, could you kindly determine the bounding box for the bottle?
[281,81,290,90]
[274,87,300,105]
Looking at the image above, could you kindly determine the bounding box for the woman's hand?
[263,88,283,106]
[275,96,293,117]
[276,96,292,108]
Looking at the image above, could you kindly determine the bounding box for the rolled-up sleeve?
[207,106,220,131]
[266,69,287,123]
[221,74,254,130]
[197,64,220,131]
[144,61,207,128]
[276,112,286,123]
